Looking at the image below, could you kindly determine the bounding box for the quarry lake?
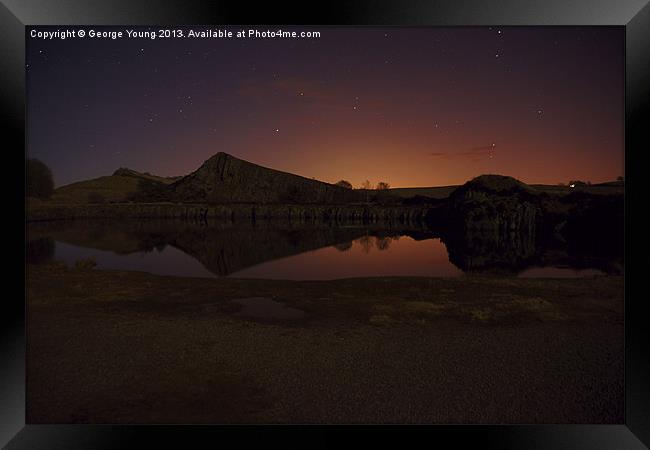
[26,220,619,280]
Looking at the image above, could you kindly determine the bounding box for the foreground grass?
[28,262,623,326]
[27,263,624,424]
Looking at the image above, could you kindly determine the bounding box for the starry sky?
[27,26,624,188]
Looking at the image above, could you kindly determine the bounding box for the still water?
[27,220,620,280]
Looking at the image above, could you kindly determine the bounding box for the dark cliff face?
[169,152,366,204]
[444,175,541,233]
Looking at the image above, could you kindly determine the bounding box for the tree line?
[335,179,390,190]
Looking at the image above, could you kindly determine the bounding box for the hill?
[52,168,178,204]
[112,168,182,184]
[169,152,366,204]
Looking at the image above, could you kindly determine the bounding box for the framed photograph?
[3,0,649,448]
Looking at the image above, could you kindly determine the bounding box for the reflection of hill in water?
[27,220,426,276]
[443,228,537,274]
[27,219,622,277]
[442,228,622,275]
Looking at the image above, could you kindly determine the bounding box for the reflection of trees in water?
[375,236,392,251]
[334,242,353,252]
[355,233,401,253]
[357,235,374,254]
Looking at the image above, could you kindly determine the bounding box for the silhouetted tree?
[617,176,624,182]
[358,180,373,202]
[335,180,353,189]
[359,180,372,190]
[26,158,54,199]
[376,181,390,190]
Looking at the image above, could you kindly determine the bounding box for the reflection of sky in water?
[51,236,607,280]
[234,236,462,279]
[55,242,215,278]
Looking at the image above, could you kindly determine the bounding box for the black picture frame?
[2,1,649,448]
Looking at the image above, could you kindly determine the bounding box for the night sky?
[27,26,624,188]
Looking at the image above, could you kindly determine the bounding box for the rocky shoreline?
[26,201,434,225]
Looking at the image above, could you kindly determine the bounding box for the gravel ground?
[26,264,624,424]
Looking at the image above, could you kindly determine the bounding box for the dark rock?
[169,152,366,204]
[444,174,540,233]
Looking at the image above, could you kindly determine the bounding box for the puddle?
[231,297,306,321]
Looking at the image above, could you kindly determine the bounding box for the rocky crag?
[442,175,540,233]
[169,152,367,204]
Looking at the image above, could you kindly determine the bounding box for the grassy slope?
[388,183,623,200]
[51,171,178,204]
[52,176,142,204]
[531,183,624,196]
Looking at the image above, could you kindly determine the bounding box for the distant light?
[570,184,575,188]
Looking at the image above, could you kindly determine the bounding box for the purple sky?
[27,26,624,188]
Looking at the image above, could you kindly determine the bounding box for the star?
[274,128,280,133]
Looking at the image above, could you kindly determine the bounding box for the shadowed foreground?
[27,264,623,424]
